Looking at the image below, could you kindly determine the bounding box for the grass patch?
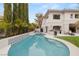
[57,36,79,47]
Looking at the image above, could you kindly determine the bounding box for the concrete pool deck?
[0,45,11,56]
[44,33,79,56]
[0,32,79,56]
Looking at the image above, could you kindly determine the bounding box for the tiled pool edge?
[44,34,79,56]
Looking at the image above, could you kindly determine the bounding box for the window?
[53,14,60,19]
[70,14,73,18]
[75,14,79,18]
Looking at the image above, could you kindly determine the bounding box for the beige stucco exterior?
[42,9,79,34]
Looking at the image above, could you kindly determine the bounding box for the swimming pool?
[8,34,70,56]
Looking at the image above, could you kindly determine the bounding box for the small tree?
[0,21,11,37]
[14,18,28,34]
[28,23,39,32]
[35,13,43,30]
[28,23,35,31]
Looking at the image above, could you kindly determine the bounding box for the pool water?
[8,34,70,56]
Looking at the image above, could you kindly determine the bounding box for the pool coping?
[44,33,79,56]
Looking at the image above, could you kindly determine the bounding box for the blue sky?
[0,3,79,23]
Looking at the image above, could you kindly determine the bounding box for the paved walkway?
[0,45,11,56]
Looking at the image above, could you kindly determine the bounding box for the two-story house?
[41,9,79,34]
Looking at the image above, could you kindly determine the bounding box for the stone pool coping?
[0,32,79,56]
[44,33,79,56]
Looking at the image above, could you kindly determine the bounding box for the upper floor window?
[53,14,60,19]
[75,14,79,18]
[70,14,73,18]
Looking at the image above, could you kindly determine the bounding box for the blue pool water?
[8,34,70,56]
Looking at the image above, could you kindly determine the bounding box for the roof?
[48,9,79,12]
[44,9,79,18]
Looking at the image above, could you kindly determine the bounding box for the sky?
[0,3,79,23]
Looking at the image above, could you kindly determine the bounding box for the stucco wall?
[42,11,79,33]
